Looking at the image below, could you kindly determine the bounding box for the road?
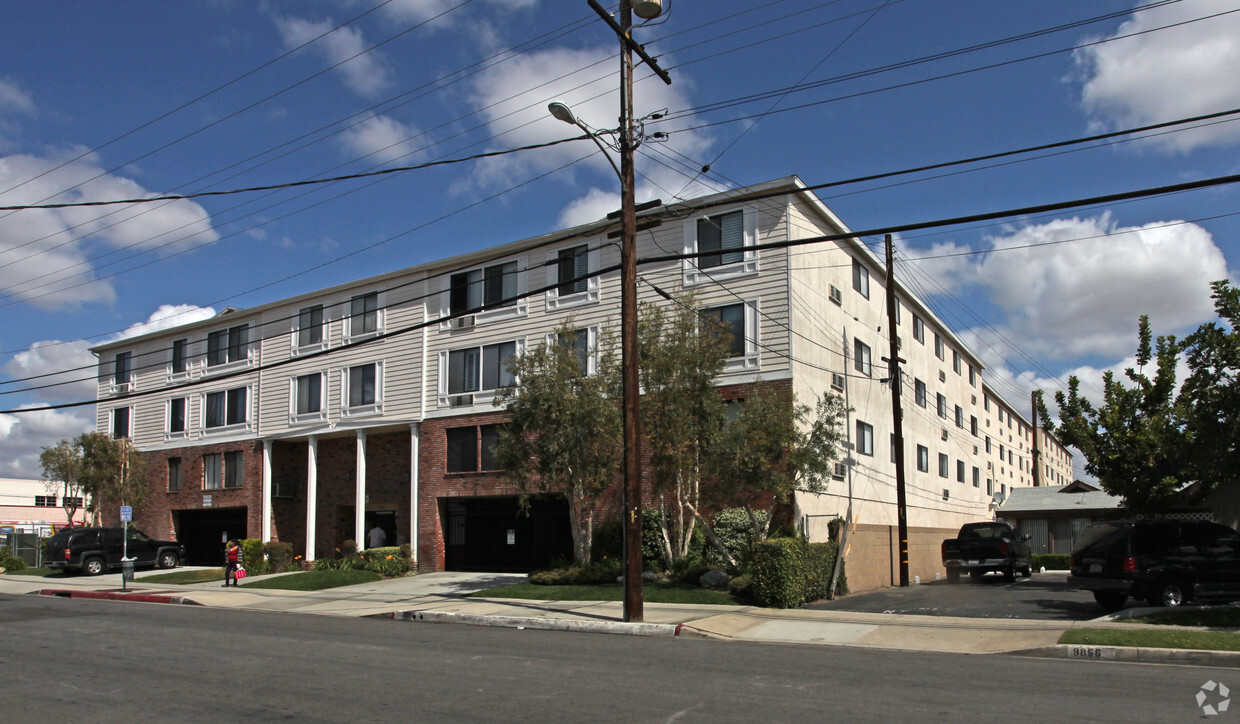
[808,571,1109,620]
[4,592,1231,722]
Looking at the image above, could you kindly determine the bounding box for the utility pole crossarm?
[587,0,673,85]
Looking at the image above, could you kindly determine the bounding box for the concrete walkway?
[3,569,1236,667]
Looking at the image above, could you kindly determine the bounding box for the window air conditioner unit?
[942,489,950,501]
[830,373,845,391]
[941,428,949,441]
[449,394,474,407]
[114,382,132,394]
[939,371,947,382]
[828,285,843,305]
[833,462,846,479]
[454,315,476,329]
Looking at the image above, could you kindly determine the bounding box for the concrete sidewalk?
[4,569,1237,666]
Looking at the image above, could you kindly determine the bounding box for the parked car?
[941,521,1033,584]
[44,527,184,576]
[1069,519,1240,611]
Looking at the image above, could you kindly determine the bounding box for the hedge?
[750,537,845,608]
[1032,554,1070,571]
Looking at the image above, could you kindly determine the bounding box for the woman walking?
[223,539,244,587]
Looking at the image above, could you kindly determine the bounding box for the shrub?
[264,541,295,573]
[0,545,27,572]
[1033,554,1070,571]
[708,508,769,570]
[750,537,845,608]
[529,558,622,585]
[311,557,341,571]
[728,574,753,602]
[591,519,623,562]
[361,546,413,577]
[240,539,269,575]
[671,555,710,584]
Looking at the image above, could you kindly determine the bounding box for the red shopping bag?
[235,567,247,580]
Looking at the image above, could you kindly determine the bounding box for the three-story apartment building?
[92,176,1071,589]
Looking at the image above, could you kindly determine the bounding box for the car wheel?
[1150,579,1188,608]
[158,551,179,569]
[1021,566,1032,578]
[1093,590,1128,612]
[83,557,105,576]
[1003,567,1016,583]
[947,569,960,584]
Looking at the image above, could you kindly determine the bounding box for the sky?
[0,0,1238,481]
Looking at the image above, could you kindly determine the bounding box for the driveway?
[806,571,1110,621]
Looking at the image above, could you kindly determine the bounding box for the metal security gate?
[443,495,571,572]
[175,507,248,565]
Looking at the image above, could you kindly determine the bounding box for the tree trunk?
[656,497,674,570]
[566,493,591,564]
[686,502,739,571]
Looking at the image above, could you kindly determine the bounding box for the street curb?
[35,588,201,606]
[1009,643,1240,668]
[390,609,682,638]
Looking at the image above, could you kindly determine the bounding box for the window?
[913,314,924,343]
[349,293,379,337]
[1000,444,1005,460]
[704,303,746,358]
[957,460,965,483]
[968,365,976,387]
[207,324,248,367]
[917,445,929,472]
[985,396,991,412]
[853,339,872,377]
[452,262,516,314]
[938,453,949,478]
[557,245,589,296]
[480,424,502,471]
[970,416,978,437]
[559,328,591,373]
[171,339,187,374]
[937,393,947,419]
[347,363,378,408]
[915,379,927,407]
[112,407,130,439]
[856,421,874,456]
[955,405,964,428]
[698,210,744,269]
[934,333,945,361]
[987,478,994,495]
[203,453,222,490]
[297,304,325,349]
[446,427,478,473]
[114,351,131,387]
[952,350,961,374]
[852,258,870,298]
[169,397,187,434]
[295,373,323,416]
[168,458,182,492]
[998,408,1004,423]
[224,451,243,488]
[63,496,83,508]
[448,341,517,395]
[205,387,247,429]
[35,495,56,507]
[972,467,980,488]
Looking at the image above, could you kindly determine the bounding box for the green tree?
[1178,280,1240,496]
[1044,316,1185,514]
[638,294,731,568]
[77,432,149,521]
[39,439,86,526]
[492,322,622,564]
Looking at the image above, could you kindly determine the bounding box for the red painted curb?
[37,589,198,606]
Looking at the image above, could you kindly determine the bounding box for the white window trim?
[109,405,134,438]
[202,323,255,377]
[292,301,332,356]
[707,299,760,373]
[289,371,328,425]
[342,361,384,418]
[164,397,190,442]
[199,384,254,436]
[682,206,759,287]
[544,326,599,376]
[439,257,529,330]
[108,352,135,395]
[343,291,385,345]
[545,244,601,311]
[437,339,525,408]
[167,339,191,383]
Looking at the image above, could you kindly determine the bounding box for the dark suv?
[1069,519,1240,611]
[44,527,184,576]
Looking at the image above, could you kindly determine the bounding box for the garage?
[443,494,571,572]
[176,507,248,565]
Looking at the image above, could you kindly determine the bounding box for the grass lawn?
[467,580,741,606]
[240,569,381,591]
[1123,607,1240,628]
[1060,627,1240,652]
[141,568,225,584]
[5,567,56,577]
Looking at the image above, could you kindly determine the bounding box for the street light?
[547,102,622,180]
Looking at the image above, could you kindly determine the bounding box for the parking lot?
[807,571,1112,621]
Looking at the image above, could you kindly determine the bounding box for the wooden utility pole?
[883,234,910,587]
[1030,390,1042,487]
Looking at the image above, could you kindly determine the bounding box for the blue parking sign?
[120,505,132,522]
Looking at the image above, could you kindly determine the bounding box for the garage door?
[443,495,571,572]
[176,508,248,565]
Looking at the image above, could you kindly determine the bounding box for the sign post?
[120,505,133,591]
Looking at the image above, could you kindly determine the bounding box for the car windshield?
[960,525,1006,539]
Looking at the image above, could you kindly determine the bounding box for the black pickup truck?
[941,522,1033,584]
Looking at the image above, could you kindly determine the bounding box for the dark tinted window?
[446,427,477,473]
[1073,522,1130,556]
[1132,523,1181,556]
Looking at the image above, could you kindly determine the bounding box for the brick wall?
[137,440,265,541]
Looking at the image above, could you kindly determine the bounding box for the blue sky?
[1,0,1237,479]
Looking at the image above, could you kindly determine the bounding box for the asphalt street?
[4,592,1233,722]
[808,571,1110,621]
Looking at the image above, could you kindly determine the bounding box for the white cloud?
[2,340,96,403]
[274,15,391,98]
[114,303,219,340]
[0,405,94,480]
[339,113,424,167]
[1075,0,1240,152]
[380,0,536,26]
[464,44,721,221]
[0,78,35,115]
[0,149,219,309]
[914,214,1227,362]
[558,187,619,228]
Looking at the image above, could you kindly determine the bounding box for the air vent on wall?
[829,285,843,305]
[454,315,476,329]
